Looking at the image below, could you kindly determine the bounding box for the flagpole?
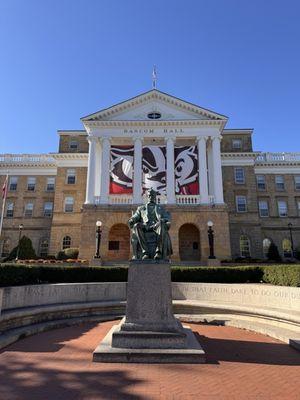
[0,173,9,255]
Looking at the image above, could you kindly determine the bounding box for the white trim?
[81,89,228,122]
[222,129,253,135]
[57,130,87,136]
[255,166,300,174]
[222,158,255,166]
[0,168,57,175]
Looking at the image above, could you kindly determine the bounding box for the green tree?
[6,236,36,261]
[267,242,281,262]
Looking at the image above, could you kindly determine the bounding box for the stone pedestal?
[93,262,206,363]
[90,257,102,266]
[207,258,221,267]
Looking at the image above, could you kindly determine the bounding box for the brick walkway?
[0,320,299,400]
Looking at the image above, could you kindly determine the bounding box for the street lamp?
[207,221,216,259]
[95,220,102,259]
[15,223,24,261]
[288,223,294,258]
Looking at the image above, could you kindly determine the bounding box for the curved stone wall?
[0,282,299,351]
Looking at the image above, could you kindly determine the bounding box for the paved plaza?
[0,320,299,399]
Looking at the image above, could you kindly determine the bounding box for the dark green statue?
[128,188,173,260]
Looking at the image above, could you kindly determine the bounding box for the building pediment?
[81,89,228,123]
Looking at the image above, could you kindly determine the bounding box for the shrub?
[56,248,79,260]
[294,247,300,261]
[0,264,299,287]
[0,264,128,287]
[262,265,300,287]
[5,236,36,261]
[267,242,281,262]
[171,266,264,283]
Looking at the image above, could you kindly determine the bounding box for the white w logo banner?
[110,145,199,195]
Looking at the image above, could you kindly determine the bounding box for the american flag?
[152,65,157,89]
[2,175,8,200]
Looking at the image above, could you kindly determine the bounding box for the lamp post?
[288,223,294,258]
[95,220,102,259]
[207,220,216,259]
[15,223,24,261]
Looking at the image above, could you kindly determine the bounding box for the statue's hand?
[151,222,160,230]
[128,218,134,228]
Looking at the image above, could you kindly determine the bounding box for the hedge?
[0,264,299,287]
[262,265,300,287]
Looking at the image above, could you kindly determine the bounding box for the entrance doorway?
[108,224,130,261]
[179,223,201,261]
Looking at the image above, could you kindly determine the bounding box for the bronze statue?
[128,188,173,260]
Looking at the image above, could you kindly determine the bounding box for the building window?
[298,201,300,216]
[24,202,34,217]
[236,196,247,212]
[64,196,74,213]
[232,139,242,150]
[46,177,55,191]
[44,202,53,217]
[39,238,49,257]
[263,238,272,258]
[1,238,10,257]
[147,112,161,119]
[282,238,292,258]
[6,202,14,218]
[27,177,36,191]
[69,140,78,150]
[62,235,71,249]
[66,169,76,184]
[240,235,251,258]
[275,175,285,191]
[277,200,287,217]
[256,175,266,190]
[9,176,18,191]
[258,200,269,217]
[294,176,300,191]
[234,168,245,184]
[108,241,120,250]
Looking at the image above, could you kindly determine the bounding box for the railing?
[93,194,208,205]
[147,194,167,204]
[0,154,56,164]
[109,195,132,204]
[176,195,201,205]
[256,152,300,163]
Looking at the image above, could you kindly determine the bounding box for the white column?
[211,135,224,204]
[133,137,143,204]
[85,136,98,204]
[99,137,111,204]
[165,136,176,204]
[94,139,102,197]
[197,136,209,204]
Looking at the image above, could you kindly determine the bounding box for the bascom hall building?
[1,89,300,263]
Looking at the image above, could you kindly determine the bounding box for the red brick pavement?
[0,320,299,400]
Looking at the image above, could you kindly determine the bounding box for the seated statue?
[128,188,173,260]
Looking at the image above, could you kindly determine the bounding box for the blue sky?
[0,0,299,154]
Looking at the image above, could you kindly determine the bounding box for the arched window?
[240,235,251,258]
[263,238,272,258]
[1,238,10,257]
[62,236,71,250]
[39,238,49,258]
[282,238,292,258]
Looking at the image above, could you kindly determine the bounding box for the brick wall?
[48,166,87,255]
[0,175,55,256]
[58,135,88,153]
[79,204,231,262]
[221,133,253,153]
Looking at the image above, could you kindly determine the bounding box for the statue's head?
[147,188,157,204]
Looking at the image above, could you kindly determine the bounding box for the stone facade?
[0,90,300,262]
[79,204,231,262]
